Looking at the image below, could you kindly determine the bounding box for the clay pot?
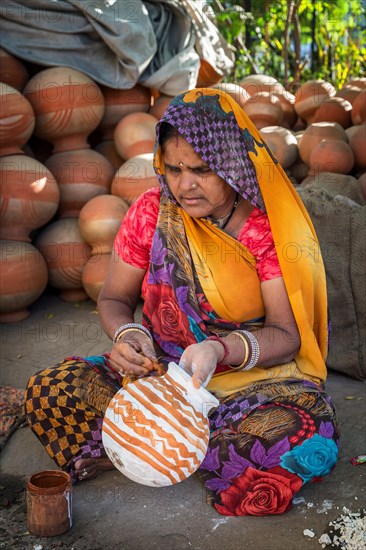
[298,122,347,164]
[111,153,158,204]
[272,90,297,129]
[211,83,250,110]
[196,59,222,87]
[260,126,298,168]
[94,140,123,171]
[335,86,362,107]
[349,125,366,170]
[351,90,366,125]
[0,84,35,156]
[312,97,353,129]
[45,148,114,217]
[99,85,151,140]
[23,67,105,152]
[149,94,175,120]
[309,139,354,175]
[35,218,91,302]
[294,80,336,123]
[344,78,366,90]
[102,362,219,486]
[239,74,284,97]
[79,194,129,255]
[242,92,283,129]
[0,49,29,91]
[0,240,48,322]
[0,154,60,242]
[287,158,309,183]
[82,252,111,302]
[114,112,158,160]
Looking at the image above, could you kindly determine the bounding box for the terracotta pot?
[260,126,298,168]
[35,218,91,302]
[45,148,114,217]
[351,90,366,125]
[102,362,219,486]
[349,125,366,170]
[23,67,105,152]
[0,240,48,322]
[79,194,129,254]
[0,49,29,91]
[196,59,222,87]
[111,153,158,205]
[272,90,297,129]
[210,83,250,110]
[287,158,309,183]
[298,122,347,164]
[99,85,151,140]
[309,139,354,175]
[0,84,35,156]
[239,74,284,96]
[242,92,283,129]
[82,252,111,302]
[149,94,175,120]
[114,112,158,160]
[344,78,366,90]
[335,86,362,107]
[312,96,353,129]
[292,117,307,132]
[94,140,123,172]
[0,154,60,242]
[294,80,336,123]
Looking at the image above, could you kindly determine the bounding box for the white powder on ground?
[318,507,366,549]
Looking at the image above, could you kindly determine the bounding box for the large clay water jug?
[102,362,219,487]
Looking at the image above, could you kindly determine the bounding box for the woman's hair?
[159,122,180,151]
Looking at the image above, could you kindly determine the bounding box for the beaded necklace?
[207,192,240,229]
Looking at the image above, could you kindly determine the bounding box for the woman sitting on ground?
[25,88,339,517]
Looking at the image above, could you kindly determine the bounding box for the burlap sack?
[297,176,365,379]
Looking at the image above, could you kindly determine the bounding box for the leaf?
[205,477,231,494]
[250,440,267,466]
[44,313,54,319]
[319,421,335,439]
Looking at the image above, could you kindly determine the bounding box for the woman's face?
[162,136,236,219]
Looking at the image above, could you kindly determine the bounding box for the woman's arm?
[181,276,300,387]
[98,250,156,375]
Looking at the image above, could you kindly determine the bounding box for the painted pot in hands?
[102,362,219,487]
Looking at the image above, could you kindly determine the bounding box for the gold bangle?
[230,331,249,370]
[115,327,148,343]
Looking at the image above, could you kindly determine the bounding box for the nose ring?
[179,162,184,167]
[191,183,198,189]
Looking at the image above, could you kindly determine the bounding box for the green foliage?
[210,0,365,88]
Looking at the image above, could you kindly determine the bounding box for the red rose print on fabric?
[215,466,303,516]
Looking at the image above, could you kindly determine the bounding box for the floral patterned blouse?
[114,188,282,298]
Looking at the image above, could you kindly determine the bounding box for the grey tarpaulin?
[0,0,233,95]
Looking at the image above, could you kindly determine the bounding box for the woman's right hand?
[109,331,157,377]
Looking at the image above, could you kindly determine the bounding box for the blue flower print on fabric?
[280,434,338,482]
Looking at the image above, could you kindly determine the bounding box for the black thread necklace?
[209,192,240,229]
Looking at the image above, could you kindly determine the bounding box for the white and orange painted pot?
[102,362,219,486]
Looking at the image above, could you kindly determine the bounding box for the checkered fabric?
[25,358,116,471]
[155,91,266,211]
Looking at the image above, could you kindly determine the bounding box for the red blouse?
[114,188,282,293]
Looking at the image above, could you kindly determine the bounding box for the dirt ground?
[1,290,365,550]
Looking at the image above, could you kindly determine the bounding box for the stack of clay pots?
[1,46,365,319]
[221,75,366,192]
[0,54,57,321]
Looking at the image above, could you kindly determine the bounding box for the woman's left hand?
[179,341,223,389]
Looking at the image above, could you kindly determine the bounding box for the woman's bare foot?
[74,457,115,481]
